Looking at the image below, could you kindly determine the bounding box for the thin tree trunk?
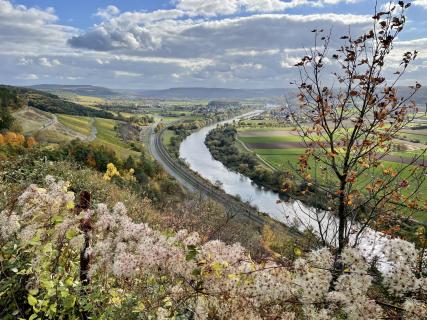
[76,191,92,320]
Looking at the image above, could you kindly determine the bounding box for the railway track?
[152,128,267,226]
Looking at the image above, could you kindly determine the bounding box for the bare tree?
[290,0,426,255]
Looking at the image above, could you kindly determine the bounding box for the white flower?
[0,210,20,241]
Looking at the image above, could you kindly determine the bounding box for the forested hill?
[0,85,115,118]
[132,86,427,104]
[29,84,119,98]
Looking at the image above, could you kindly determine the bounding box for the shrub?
[0,177,426,319]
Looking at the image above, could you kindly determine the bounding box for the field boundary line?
[236,136,278,171]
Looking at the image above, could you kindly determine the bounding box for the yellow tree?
[25,136,37,149]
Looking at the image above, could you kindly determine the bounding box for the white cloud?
[38,57,61,67]
[114,70,144,77]
[96,5,120,19]
[18,57,32,65]
[64,76,82,80]
[0,0,77,56]
[413,0,427,9]
[16,73,39,80]
[0,0,425,89]
[69,12,371,55]
[174,0,361,16]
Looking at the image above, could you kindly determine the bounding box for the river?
[179,111,317,229]
[179,111,395,270]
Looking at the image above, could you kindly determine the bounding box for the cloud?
[413,0,427,9]
[0,0,76,56]
[174,0,361,17]
[16,73,39,80]
[69,12,371,56]
[68,8,185,51]
[38,57,61,67]
[96,5,120,19]
[0,0,425,89]
[114,70,144,77]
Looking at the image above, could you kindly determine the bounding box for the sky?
[1,0,427,89]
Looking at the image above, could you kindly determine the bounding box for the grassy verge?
[162,129,177,148]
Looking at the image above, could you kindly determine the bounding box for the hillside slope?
[0,85,115,118]
[29,84,120,98]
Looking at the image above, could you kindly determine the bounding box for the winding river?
[179,111,313,227]
[179,111,394,270]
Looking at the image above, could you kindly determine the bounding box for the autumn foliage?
[0,131,36,148]
[291,0,425,251]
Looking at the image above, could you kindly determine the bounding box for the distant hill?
[133,87,293,100]
[29,84,120,98]
[0,85,115,118]
[26,84,427,107]
[133,86,427,105]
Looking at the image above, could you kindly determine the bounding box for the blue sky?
[16,0,420,29]
[15,1,175,28]
[1,0,427,89]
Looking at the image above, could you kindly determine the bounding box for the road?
[87,118,97,142]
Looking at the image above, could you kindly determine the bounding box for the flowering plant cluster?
[0,177,426,319]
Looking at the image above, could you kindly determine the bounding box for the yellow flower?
[103,163,120,181]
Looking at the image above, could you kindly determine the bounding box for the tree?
[124,155,136,170]
[0,94,15,131]
[85,151,97,168]
[4,132,25,145]
[25,136,37,149]
[290,1,426,253]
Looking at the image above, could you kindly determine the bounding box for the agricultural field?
[55,92,106,108]
[13,107,54,134]
[94,118,140,158]
[19,109,143,158]
[34,129,73,144]
[70,95,105,107]
[236,117,427,222]
[13,107,89,142]
[57,114,92,136]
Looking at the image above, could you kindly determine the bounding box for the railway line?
[150,127,267,226]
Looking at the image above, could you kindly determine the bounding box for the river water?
[179,112,395,270]
[179,112,316,228]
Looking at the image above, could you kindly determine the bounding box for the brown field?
[246,142,304,149]
[239,130,299,137]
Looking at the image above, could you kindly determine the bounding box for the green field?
[239,135,302,144]
[254,148,304,155]
[237,122,427,222]
[238,126,293,132]
[162,129,176,147]
[35,130,73,144]
[94,118,139,158]
[57,114,92,136]
[399,132,427,144]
